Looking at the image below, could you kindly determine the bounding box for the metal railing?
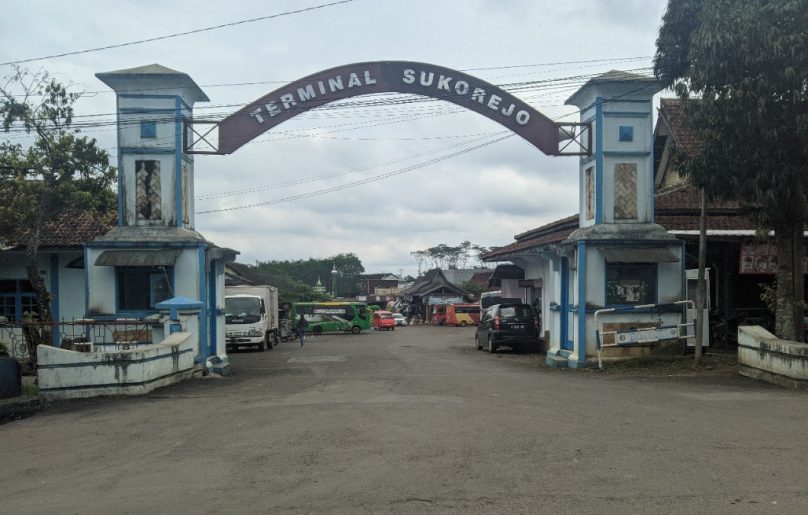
[594,300,695,369]
[0,319,157,362]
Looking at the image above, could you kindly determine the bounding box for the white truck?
[224,285,280,352]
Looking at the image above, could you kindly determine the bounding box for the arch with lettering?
[192,61,585,156]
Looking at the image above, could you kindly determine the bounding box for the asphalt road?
[1,325,807,514]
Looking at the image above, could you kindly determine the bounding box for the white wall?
[37,331,196,400]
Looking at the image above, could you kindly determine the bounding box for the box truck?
[225,285,279,352]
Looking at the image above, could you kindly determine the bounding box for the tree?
[254,253,365,298]
[654,0,808,341]
[0,68,116,360]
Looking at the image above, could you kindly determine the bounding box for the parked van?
[475,303,538,353]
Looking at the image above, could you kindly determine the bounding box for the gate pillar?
[547,71,685,367]
[85,64,235,367]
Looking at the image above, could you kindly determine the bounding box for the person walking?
[298,313,308,347]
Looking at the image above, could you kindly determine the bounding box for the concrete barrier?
[737,326,808,390]
[37,332,196,400]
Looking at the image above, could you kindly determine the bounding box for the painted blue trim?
[49,254,61,347]
[595,96,604,224]
[119,94,181,100]
[38,347,193,369]
[577,242,587,366]
[197,245,209,361]
[209,262,218,355]
[120,107,176,114]
[578,239,678,246]
[648,99,655,222]
[175,97,183,228]
[116,94,124,227]
[86,241,202,249]
[38,368,194,392]
[603,112,652,118]
[119,147,176,155]
[603,151,650,158]
[560,257,573,351]
[580,97,651,113]
[581,155,596,166]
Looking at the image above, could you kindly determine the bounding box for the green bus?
[291,301,371,334]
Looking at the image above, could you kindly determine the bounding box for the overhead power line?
[196,134,514,214]
[0,0,356,67]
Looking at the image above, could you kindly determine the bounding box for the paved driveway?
[1,326,806,514]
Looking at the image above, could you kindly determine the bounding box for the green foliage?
[0,67,117,326]
[461,280,486,300]
[654,0,808,340]
[254,253,365,299]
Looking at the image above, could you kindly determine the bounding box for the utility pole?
[695,188,707,367]
[331,262,338,298]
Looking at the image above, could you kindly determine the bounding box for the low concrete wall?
[737,326,808,390]
[37,332,196,400]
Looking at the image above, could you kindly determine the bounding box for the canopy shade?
[95,249,180,267]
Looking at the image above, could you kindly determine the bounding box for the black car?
[475,303,537,353]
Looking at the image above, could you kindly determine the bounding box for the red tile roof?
[657,98,701,157]
[5,210,117,249]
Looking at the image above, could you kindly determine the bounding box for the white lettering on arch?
[348,73,362,87]
[516,110,530,125]
[297,84,316,101]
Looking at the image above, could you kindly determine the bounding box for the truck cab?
[225,285,279,352]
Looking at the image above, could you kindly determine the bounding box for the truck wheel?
[460,321,467,327]
[266,332,274,350]
[273,333,280,347]
[352,326,361,334]
[259,335,268,352]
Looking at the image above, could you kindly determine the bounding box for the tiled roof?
[482,215,578,261]
[658,98,701,157]
[5,210,117,249]
[400,268,469,297]
[655,183,755,231]
[484,184,757,262]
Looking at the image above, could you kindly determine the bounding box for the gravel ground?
[1,326,806,514]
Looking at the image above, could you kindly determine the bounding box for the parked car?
[392,313,407,326]
[372,310,397,331]
[475,303,537,353]
[305,314,352,335]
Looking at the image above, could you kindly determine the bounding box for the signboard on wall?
[739,239,808,275]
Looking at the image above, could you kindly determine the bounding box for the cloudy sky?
[2,0,669,277]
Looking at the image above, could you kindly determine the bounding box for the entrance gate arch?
[87,61,682,371]
[183,61,591,156]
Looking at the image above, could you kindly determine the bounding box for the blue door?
[560,257,574,351]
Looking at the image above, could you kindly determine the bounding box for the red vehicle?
[372,310,397,331]
[445,303,482,327]
[431,304,447,325]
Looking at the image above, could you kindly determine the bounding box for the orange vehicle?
[431,304,447,325]
[445,303,481,327]
[372,310,397,331]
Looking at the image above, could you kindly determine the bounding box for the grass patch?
[601,351,738,375]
